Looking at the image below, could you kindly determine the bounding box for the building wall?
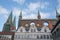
[14,32,53,40]
[0,35,12,40]
[51,21,60,40]
[18,19,56,29]
[52,27,60,40]
[0,32,15,40]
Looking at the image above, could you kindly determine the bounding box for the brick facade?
[18,19,56,30]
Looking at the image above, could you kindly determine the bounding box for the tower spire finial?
[6,11,12,24]
[19,10,22,20]
[37,10,41,19]
[38,10,40,15]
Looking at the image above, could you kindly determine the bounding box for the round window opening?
[30,22,35,27]
[43,22,48,26]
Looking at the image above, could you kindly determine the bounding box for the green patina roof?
[3,11,13,32]
[6,11,12,24]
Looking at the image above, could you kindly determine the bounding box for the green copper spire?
[18,10,22,28]
[38,10,40,16]
[19,11,22,20]
[3,11,12,32]
[38,10,41,19]
[6,11,12,24]
[20,11,22,17]
[12,16,16,26]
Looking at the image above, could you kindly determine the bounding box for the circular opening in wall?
[43,22,48,26]
[30,22,35,27]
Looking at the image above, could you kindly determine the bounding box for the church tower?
[37,10,41,19]
[3,11,12,32]
[3,11,16,32]
[6,11,12,24]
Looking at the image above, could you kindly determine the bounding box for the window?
[47,35,49,39]
[43,22,50,32]
[43,35,46,39]
[25,28,29,32]
[56,28,59,32]
[50,35,53,39]
[0,35,1,38]
[40,35,43,39]
[44,29,47,32]
[43,22,48,27]
[37,27,41,31]
[20,28,22,32]
[30,22,35,27]
[37,35,39,39]
[18,35,20,39]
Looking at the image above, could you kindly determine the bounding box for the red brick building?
[0,10,59,40]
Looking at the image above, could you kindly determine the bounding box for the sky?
[0,0,60,31]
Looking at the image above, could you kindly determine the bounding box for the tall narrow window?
[47,35,49,39]
[44,29,47,32]
[44,35,46,39]
[37,35,39,39]
[40,35,43,39]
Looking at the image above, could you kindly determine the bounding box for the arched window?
[43,22,48,27]
[30,22,35,27]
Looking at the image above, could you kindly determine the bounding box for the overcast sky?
[0,0,60,31]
